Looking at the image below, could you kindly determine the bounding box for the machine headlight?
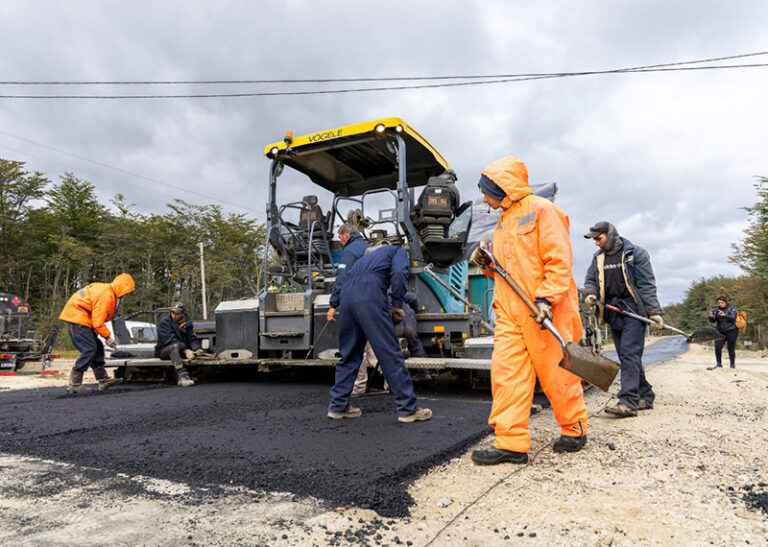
[374,123,386,133]
[269,146,279,157]
[395,124,403,133]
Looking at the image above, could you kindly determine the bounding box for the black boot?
[553,435,587,453]
[471,447,528,465]
[707,363,723,371]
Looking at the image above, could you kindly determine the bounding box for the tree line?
[664,177,768,347]
[0,158,266,341]
[2,155,767,349]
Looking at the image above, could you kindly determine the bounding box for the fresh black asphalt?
[0,372,493,517]
[0,337,687,517]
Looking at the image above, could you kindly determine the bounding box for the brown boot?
[177,368,195,387]
[93,366,122,391]
[67,369,91,394]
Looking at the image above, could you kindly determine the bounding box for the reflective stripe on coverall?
[482,157,587,452]
[59,273,136,338]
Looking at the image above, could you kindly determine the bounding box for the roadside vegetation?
[0,157,266,340]
[2,157,766,348]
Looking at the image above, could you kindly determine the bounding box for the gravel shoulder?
[2,345,767,545]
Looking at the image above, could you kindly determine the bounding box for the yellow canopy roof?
[263,117,450,196]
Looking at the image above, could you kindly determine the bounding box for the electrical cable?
[0,142,192,206]
[1,51,765,86]
[424,389,610,546]
[0,130,260,213]
[1,63,765,99]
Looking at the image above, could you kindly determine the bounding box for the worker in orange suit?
[469,157,588,465]
[59,273,135,393]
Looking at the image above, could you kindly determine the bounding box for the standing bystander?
[708,296,739,369]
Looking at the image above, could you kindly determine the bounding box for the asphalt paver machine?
[110,118,495,375]
[247,117,489,363]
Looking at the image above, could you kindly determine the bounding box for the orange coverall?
[482,157,587,453]
[59,273,136,338]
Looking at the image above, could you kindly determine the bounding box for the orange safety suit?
[59,273,135,338]
[481,157,587,453]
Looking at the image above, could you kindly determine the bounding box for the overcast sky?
[1,0,766,305]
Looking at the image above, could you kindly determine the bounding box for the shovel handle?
[602,303,688,338]
[479,242,567,350]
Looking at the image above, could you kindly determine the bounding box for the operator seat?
[298,195,331,259]
[411,170,472,267]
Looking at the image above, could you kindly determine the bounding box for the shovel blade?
[559,342,620,392]
[688,328,725,344]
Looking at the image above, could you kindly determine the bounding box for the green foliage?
[0,159,48,289]
[666,178,768,348]
[0,156,266,334]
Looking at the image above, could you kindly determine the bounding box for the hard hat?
[170,302,185,314]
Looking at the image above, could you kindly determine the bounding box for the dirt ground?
[1,345,767,545]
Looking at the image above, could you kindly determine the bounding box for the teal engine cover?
[417,262,467,314]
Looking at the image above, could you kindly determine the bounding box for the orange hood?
[111,273,135,298]
[481,157,531,202]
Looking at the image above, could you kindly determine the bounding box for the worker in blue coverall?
[326,223,371,395]
[327,246,432,423]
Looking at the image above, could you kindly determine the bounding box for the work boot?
[471,447,528,465]
[638,399,654,410]
[729,363,736,369]
[398,407,432,423]
[67,369,92,394]
[553,435,587,453]
[327,406,362,420]
[93,366,122,391]
[177,370,195,387]
[604,401,637,417]
[707,363,723,371]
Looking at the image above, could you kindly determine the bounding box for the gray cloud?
[1,0,766,304]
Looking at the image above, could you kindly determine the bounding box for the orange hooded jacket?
[482,157,582,338]
[59,273,135,338]
[480,157,587,451]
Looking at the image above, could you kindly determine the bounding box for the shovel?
[478,241,620,392]
[600,302,724,343]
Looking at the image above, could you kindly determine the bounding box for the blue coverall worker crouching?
[155,302,203,387]
[328,246,432,422]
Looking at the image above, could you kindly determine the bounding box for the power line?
[0,142,193,207]
[0,130,260,214]
[1,51,766,85]
[0,63,765,99]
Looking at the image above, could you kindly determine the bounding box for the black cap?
[584,221,610,239]
[170,302,185,314]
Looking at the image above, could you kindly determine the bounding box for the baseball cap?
[584,221,610,239]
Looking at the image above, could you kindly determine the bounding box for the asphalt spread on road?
[0,337,687,517]
[0,370,493,517]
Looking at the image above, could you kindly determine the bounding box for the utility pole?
[199,242,208,320]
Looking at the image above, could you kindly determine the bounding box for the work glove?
[391,307,405,325]
[193,348,206,357]
[584,294,598,307]
[104,337,117,349]
[184,349,195,360]
[469,246,491,269]
[533,300,553,324]
[649,315,664,330]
